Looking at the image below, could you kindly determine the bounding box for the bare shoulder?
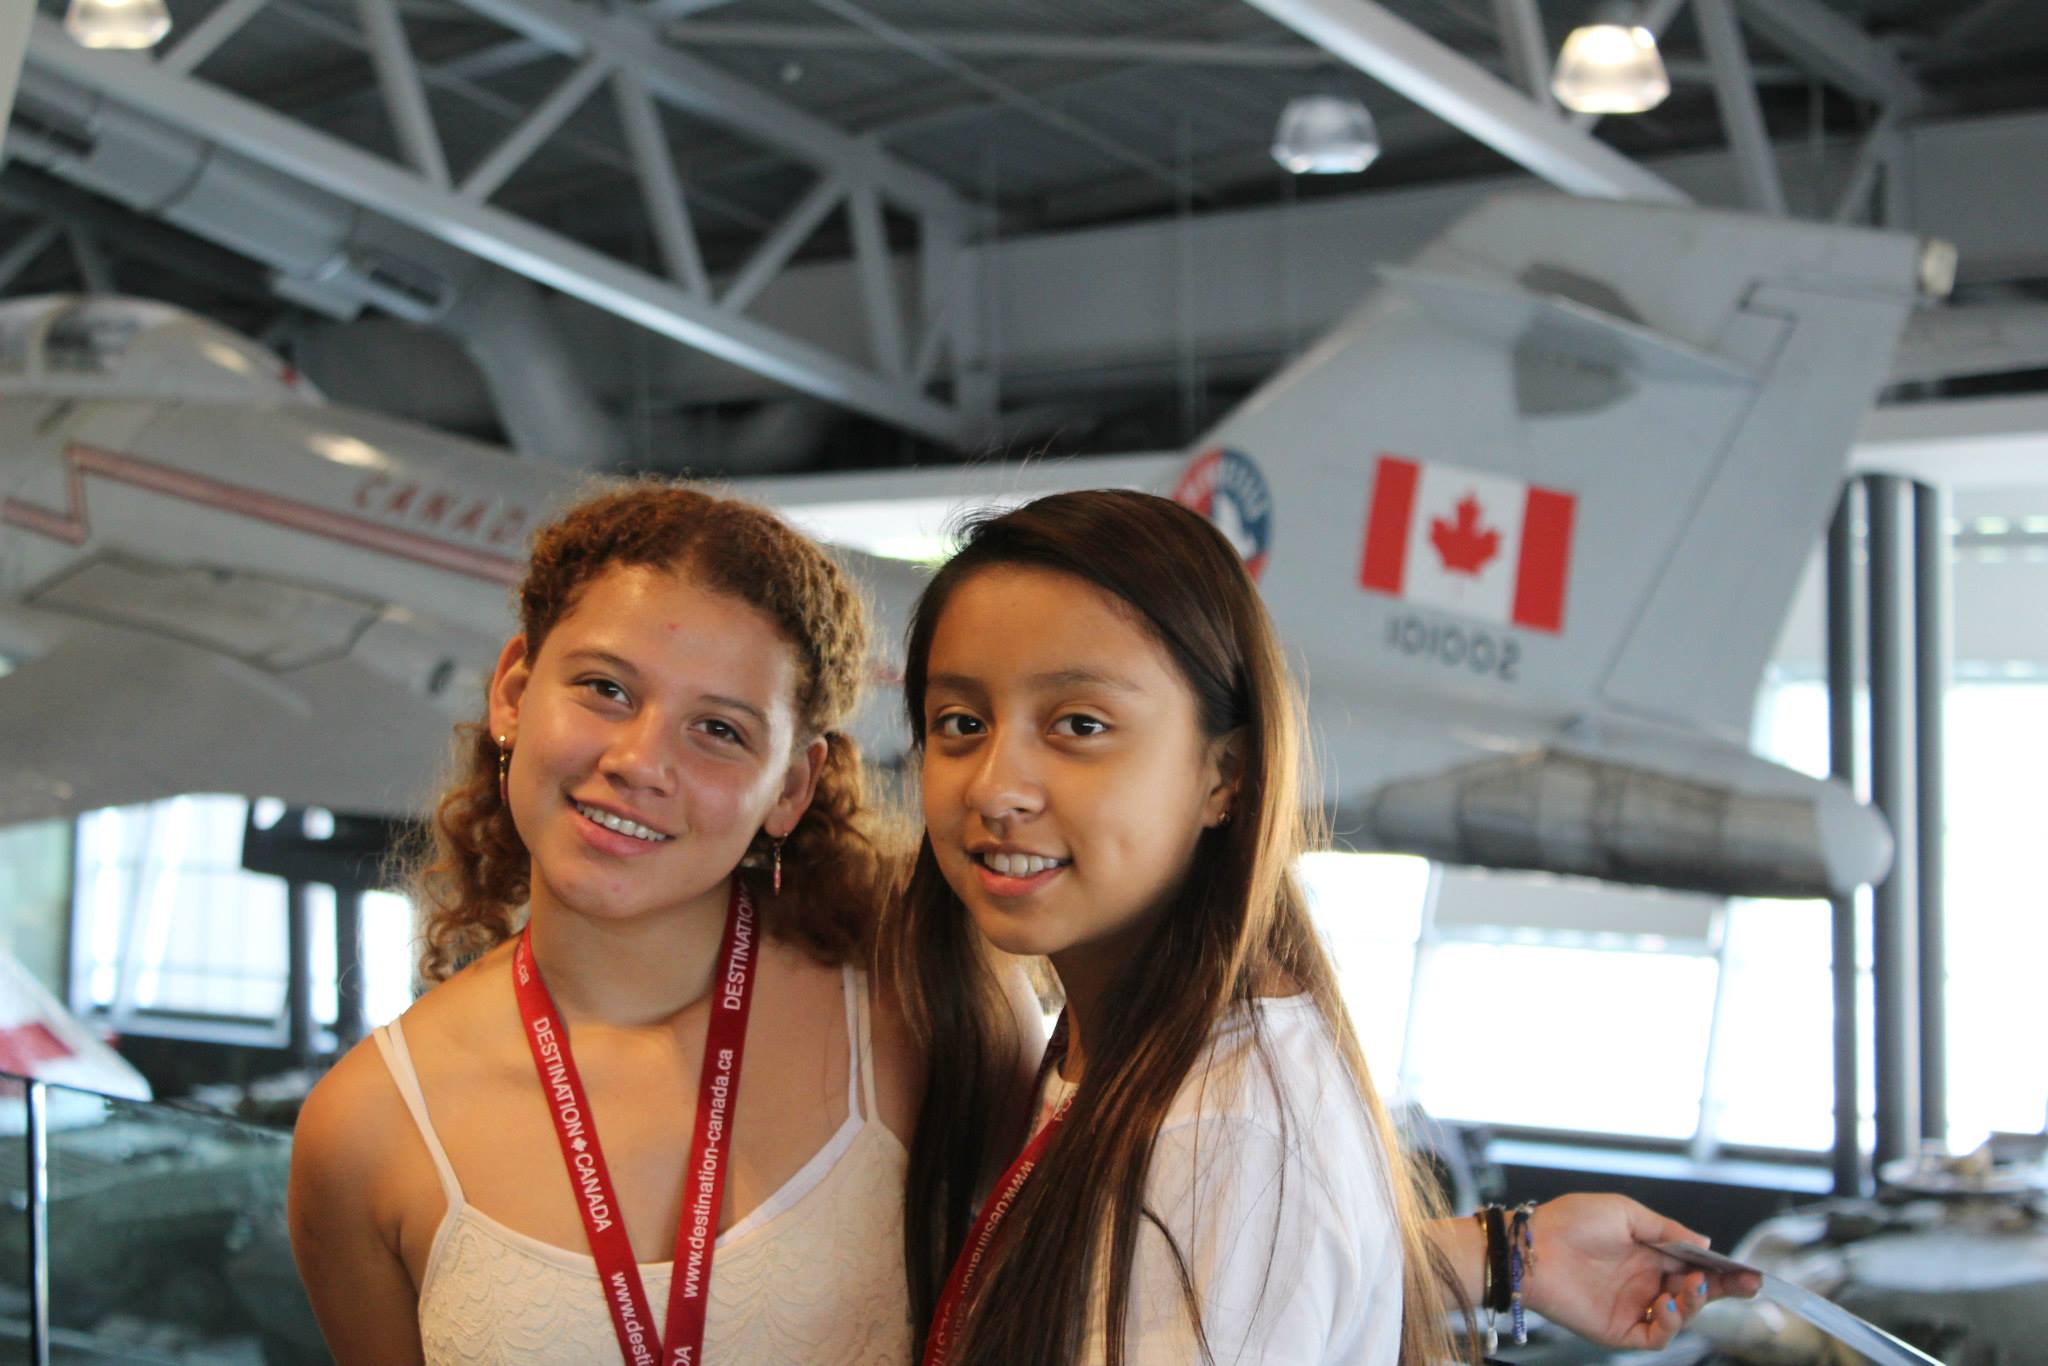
[295,940,518,1191]
[293,1030,409,1191]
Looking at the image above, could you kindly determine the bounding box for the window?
[70,795,417,1040]
[1709,677,2048,1153]
[74,796,290,1024]
[1406,940,1717,1139]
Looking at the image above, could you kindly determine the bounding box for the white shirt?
[1044,997,1404,1366]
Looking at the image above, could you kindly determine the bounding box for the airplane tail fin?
[1184,193,1945,739]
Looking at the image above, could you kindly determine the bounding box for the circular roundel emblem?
[1171,447,1272,581]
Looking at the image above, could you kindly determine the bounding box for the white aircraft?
[0,195,1948,898]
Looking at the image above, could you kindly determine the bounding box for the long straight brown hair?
[887,490,1468,1366]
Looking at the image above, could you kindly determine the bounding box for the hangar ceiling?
[4,0,2048,472]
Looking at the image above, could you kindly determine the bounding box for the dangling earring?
[496,735,512,804]
[771,835,787,894]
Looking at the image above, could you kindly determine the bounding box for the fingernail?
[1694,1281,1708,1297]
[1666,1297,1679,1314]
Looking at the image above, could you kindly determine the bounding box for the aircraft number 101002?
[1384,611,1521,683]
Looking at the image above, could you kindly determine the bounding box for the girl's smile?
[566,795,676,856]
[968,842,1072,897]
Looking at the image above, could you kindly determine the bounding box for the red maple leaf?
[1430,493,1500,575]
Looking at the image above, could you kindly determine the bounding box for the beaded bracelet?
[1508,1202,1537,1345]
[1475,1202,1540,1353]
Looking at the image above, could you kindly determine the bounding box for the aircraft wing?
[0,621,464,825]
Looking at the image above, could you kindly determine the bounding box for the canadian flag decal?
[1359,454,1575,633]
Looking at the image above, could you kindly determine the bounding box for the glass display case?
[0,1076,326,1365]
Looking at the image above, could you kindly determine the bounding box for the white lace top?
[372,966,912,1366]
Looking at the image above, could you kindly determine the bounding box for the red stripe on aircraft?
[2,443,524,586]
[1510,486,1575,633]
[1359,454,1419,595]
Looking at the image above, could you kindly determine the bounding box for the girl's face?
[920,566,1235,965]
[489,564,823,925]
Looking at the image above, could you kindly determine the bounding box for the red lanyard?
[513,882,758,1366]
[919,1019,1073,1366]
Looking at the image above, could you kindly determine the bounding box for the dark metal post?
[1913,481,1949,1148]
[336,888,368,1048]
[26,1080,50,1366]
[1865,474,1920,1171]
[287,880,316,1065]
[1824,488,1868,1196]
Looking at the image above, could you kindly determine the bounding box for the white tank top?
[372,966,912,1366]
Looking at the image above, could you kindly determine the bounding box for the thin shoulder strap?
[372,1019,465,1207]
[848,965,880,1123]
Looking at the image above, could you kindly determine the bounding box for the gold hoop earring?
[772,835,787,894]
[496,735,511,804]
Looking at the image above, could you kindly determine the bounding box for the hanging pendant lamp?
[65,0,173,50]
[1272,94,1382,176]
[1552,11,1670,114]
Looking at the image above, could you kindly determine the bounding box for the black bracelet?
[1483,1204,1513,1315]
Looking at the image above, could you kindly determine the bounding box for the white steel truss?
[20,4,982,446]
[1694,0,1787,217]
[1733,0,1925,114]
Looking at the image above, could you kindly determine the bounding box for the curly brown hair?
[411,480,888,982]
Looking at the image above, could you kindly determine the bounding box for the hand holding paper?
[1521,1195,1760,1349]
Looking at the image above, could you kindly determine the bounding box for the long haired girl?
[892,489,1753,1366]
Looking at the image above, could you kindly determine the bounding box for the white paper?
[1647,1240,1948,1366]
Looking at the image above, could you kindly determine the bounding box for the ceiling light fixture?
[1272,95,1382,176]
[1551,11,1670,115]
[64,0,173,50]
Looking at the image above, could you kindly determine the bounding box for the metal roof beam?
[457,53,611,202]
[1832,108,1903,224]
[610,69,710,296]
[1489,0,1551,105]
[847,184,904,378]
[0,0,22,150]
[0,222,61,294]
[427,35,551,83]
[21,17,969,445]
[802,0,1200,200]
[1695,0,1786,216]
[355,0,451,189]
[1733,0,1925,113]
[438,0,972,226]
[262,0,770,233]
[1238,0,1688,203]
[721,173,842,316]
[66,226,115,294]
[665,20,1334,69]
[159,0,271,76]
